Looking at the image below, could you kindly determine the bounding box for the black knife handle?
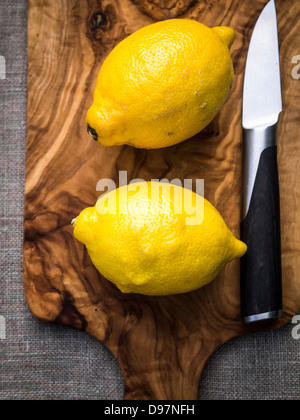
[241,126,282,323]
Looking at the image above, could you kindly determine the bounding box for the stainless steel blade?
[242,0,282,129]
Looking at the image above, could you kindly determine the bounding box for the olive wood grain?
[24,0,300,400]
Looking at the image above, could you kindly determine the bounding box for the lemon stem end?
[212,26,236,49]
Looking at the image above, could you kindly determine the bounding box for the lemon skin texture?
[86,19,236,149]
[73,182,246,296]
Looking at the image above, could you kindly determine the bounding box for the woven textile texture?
[0,0,299,400]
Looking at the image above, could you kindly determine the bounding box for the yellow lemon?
[72,181,246,295]
[86,19,235,149]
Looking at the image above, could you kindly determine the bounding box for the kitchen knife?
[240,0,282,323]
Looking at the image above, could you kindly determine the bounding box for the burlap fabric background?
[0,0,299,400]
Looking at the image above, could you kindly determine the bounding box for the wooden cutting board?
[24,0,300,400]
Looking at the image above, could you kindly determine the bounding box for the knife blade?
[240,0,282,323]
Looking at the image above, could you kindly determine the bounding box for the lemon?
[72,181,246,295]
[86,19,235,149]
